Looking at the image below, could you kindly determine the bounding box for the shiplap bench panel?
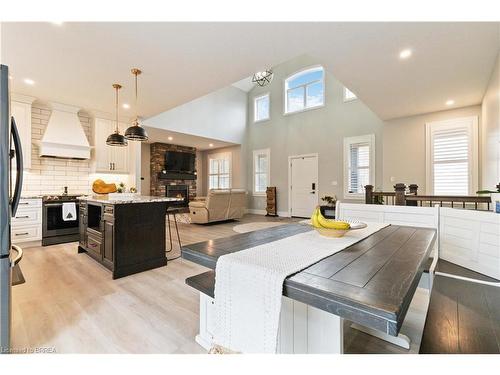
[336,203,439,229]
[440,208,500,280]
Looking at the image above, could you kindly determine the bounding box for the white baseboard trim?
[246,209,267,215]
[246,209,291,217]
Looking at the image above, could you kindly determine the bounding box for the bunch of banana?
[311,207,350,230]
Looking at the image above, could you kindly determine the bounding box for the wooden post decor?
[407,184,419,206]
[266,187,277,216]
[365,185,374,204]
[394,183,406,206]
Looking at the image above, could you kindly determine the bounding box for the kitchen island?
[78,195,181,279]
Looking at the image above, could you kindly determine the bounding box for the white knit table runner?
[213,222,389,353]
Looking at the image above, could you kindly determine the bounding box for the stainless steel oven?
[42,196,80,246]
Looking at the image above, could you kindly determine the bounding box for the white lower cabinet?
[11,198,42,245]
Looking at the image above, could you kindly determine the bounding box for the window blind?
[348,143,370,194]
[432,127,469,195]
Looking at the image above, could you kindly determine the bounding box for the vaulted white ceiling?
[1,22,498,121]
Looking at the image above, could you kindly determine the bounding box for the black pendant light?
[106,84,128,147]
[125,68,148,141]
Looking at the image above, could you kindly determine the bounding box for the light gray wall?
[245,55,385,214]
[383,105,482,193]
[481,52,500,190]
[143,86,247,144]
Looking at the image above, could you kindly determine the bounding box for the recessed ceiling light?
[399,49,412,59]
[122,103,130,109]
[167,136,173,141]
[51,22,64,26]
[446,99,455,106]
[23,78,35,85]
[209,143,214,148]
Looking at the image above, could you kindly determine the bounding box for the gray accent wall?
[245,55,384,214]
[144,86,247,144]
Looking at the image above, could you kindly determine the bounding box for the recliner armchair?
[189,189,247,224]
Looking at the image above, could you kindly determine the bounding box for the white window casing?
[284,66,325,115]
[253,148,271,196]
[343,134,375,200]
[254,93,270,123]
[208,152,232,190]
[425,116,478,196]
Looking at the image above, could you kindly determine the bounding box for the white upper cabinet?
[11,94,35,170]
[93,118,129,173]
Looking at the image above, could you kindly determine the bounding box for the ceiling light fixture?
[122,103,130,109]
[399,49,412,59]
[125,68,148,141]
[167,136,173,141]
[50,21,64,26]
[209,143,214,148]
[445,99,455,106]
[252,69,273,87]
[23,78,35,85]
[106,84,128,147]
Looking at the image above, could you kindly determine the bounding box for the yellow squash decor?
[92,179,117,194]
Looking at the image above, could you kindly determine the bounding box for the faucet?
[63,186,68,196]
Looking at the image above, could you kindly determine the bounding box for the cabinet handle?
[109,162,112,170]
[19,202,29,205]
[15,232,29,236]
[15,215,30,219]
[112,162,115,170]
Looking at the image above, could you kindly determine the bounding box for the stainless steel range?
[42,194,81,246]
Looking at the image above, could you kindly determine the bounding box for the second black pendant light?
[125,68,148,141]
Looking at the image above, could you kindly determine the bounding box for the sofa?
[189,189,247,224]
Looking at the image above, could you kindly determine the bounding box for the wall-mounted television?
[164,151,195,173]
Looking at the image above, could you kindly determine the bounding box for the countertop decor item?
[125,68,148,141]
[92,179,117,194]
[106,84,128,147]
[116,182,125,193]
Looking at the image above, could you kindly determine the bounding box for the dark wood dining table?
[182,223,436,352]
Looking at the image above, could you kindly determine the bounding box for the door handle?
[10,116,24,217]
[10,245,23,267]
[311,182,316,194]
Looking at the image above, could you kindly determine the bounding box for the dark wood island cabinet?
[78,195,181,279]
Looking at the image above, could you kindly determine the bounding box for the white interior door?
[290,155,318,218]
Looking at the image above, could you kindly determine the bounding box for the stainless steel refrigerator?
[0,64,25,353]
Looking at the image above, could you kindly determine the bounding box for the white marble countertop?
[78,195,183,205]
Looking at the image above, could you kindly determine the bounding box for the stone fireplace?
[150,142,197,201]
[166,184,189,207]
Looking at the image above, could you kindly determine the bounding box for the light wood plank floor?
[11,214,428,354]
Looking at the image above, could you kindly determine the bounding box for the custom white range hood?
[39,102,91,159]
